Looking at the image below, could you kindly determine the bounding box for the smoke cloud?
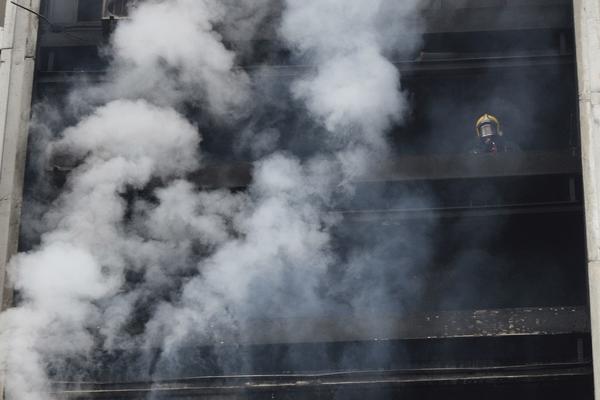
[0,0,424,398]
[281,0,421,177]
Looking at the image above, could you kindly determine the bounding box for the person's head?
[475,113,502,144]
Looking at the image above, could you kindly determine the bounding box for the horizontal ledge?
[191,151,582,189]
[35,53,574,83]
[211,306,589,346]
[337,203,583,221]
[54,362,591,397]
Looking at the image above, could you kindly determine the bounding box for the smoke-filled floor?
[0,0,591,399]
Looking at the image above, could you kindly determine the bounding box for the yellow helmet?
[475,113,502,138]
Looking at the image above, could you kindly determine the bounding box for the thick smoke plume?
[0,0,423,398]
[281,0,421,177]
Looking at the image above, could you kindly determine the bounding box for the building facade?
[1,0,600,398]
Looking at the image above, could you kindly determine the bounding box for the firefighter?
[473,113,516,154]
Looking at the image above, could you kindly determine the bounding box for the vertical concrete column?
[574,0,600,397]
[0,1,39,397]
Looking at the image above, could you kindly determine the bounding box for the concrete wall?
[0,0,40,396]
[574,0,600,398]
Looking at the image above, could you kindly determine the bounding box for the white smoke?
[144,153,339,354]
[281,0,422,177]
[70,0,252,117]
[1,100,202,399]
[0,0,424,398]
[143,0,425,353]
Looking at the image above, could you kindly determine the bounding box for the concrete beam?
[574,0,600,398]
[52,363,591,399]
[185,151,581,190]
[216,306,589,346]
[0,0,40,398]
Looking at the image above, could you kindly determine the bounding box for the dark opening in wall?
[38,46,105,71]
[394,63,578,155]
[0,0,6,27]
[77,0,102,22]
